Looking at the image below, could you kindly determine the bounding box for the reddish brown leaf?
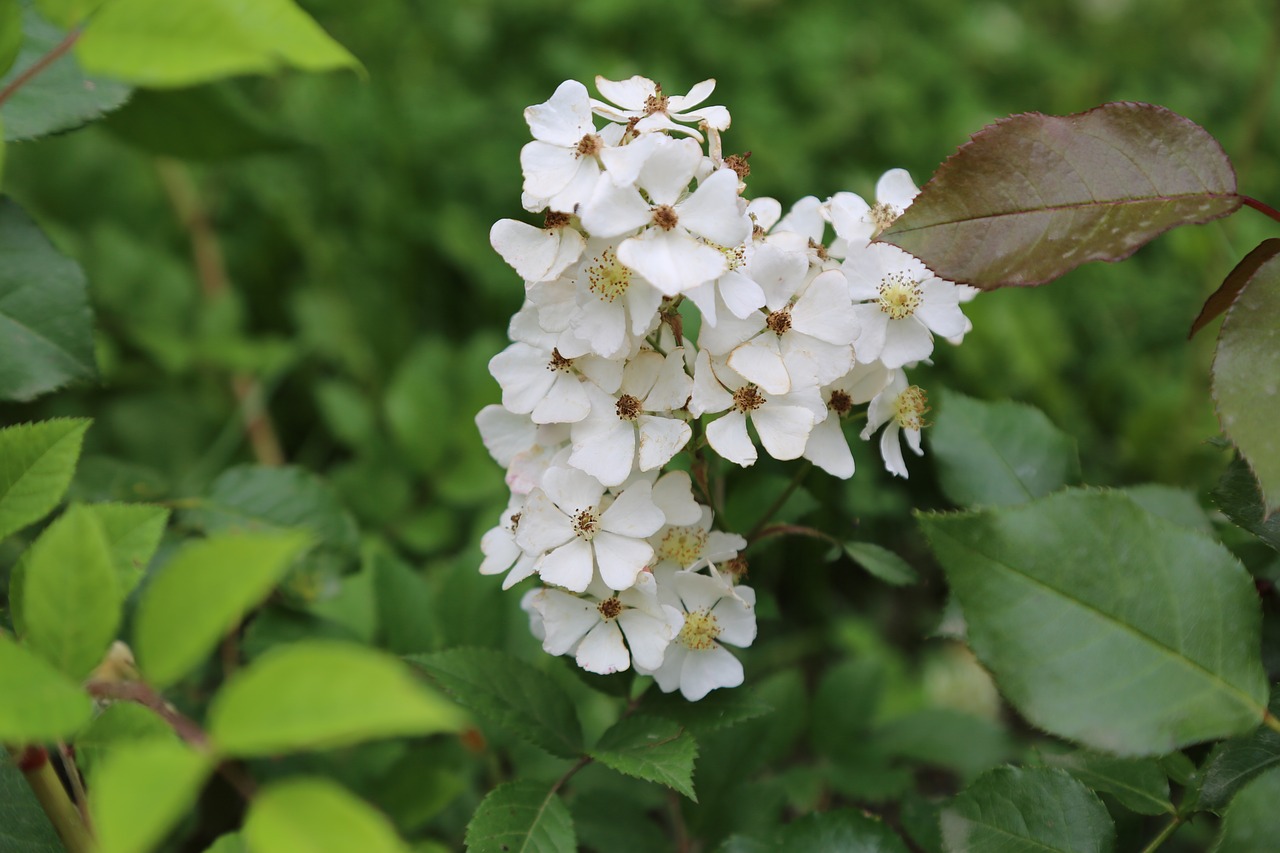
[1190,238,1280,339]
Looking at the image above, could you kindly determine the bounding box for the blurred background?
[3,1,1278,846]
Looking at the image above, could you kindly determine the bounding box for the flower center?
[547,349,574,372]
[765,308,792,336]
[573,508,600,540]
[677,609,721,650]
[828,389,853,415]
[877,272,923,320]
[893,385,930,431]
[722,556,749,580]
[653,204,679,231]
[643,85,669,116]
[587,248,631,302]
[717,242,746,271]
[508,512,521,532]
[870,201,901,234]
[724,152,751,180]
[576,133,603,158]
[544,211,571,229]
[732,385,765,413]
[616,394,642,421]
[597,596,623,620]
[657,526,708,565]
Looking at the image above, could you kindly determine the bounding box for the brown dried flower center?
[644,85,669,115]
[574,509,600,539]
[576,133,603,158]
[653,204,679,231]
[598,597,623,620]
[828,389,853,415]
[870,201,901,234]
[547,349,574,372]
[766,308,792,336]
[616,394,642,421]
[733,385,765,413]
[544,211,571,229]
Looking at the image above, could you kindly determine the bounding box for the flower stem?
[1241,195,1280,225]
[1139,816,1184,853]
[0,29,82,109]
[7,746,95,853]
[746,460,813,541]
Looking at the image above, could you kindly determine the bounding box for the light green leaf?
[929,389,1080,507]
[0,200,97,400]
[208,640,464,756]
[74,702,176,786]
[0,1,20,78]
[81,502,170,595]
[180,465,360,555]
[91,740,213,853]
[21,504,121,679]
[941,766,1115,852]
[201,834,247,853]
[244,778,411,853]
[465,781,575,853]
[880,103,1239,288]
[842,541,918,586]
[1214,248,1280,515]
[0,418,89,542]
[75,0,362,88]
[591,714,698,801]
[0,632,92,742]
[0,752,63,853]
[0,9,130,141]
[1041,750,1174,816]
[1212,766,1280,852]
[409,649,583,759]
[132,531,308,688]
[33,0,105,28]
[919,490,1268,755]
[1118,484,1213,534]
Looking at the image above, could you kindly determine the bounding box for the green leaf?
[842,541,918,586]
[74,702,176,786]
[591,714,698,801]
[80,502,170,595]
[208,640,464,756]
[1212,766,1280,852]
[0,200,97,400]
[1213,247,1280,515]
[90,740,213,853]
[0,0,20,78]
[465,781,576,853]
[201,834,247,853]
[132,531,308,687]
[877,709,1013,784]
[244,778,411,853]
[372,549,438,654]
[75,0,362,88]
[1214,457,1280,552]
[102,84,298,161]
[929,389,1080,507]
[1199,698,1280,813]
[0,633,92,742]
[1191,239,1280,338]
[409,648,583,759]
[0,753,63,853]
[33,0,105,28]
[941,766,1115,852]
[774,810,911,852]
[181,465,360,555]
[1118,484,1213,535]
[919,490,1269,755]
[880,103,1239,288]
[0,8,130,141]
[20,504,121,679]
[1041,750,1174,816]
[0,418,89,542]
[637,686,772,735]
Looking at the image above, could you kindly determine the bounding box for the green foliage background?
[3,1,1280,849]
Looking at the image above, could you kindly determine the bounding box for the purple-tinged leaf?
[880,102,1239,288]
[1213,250,1280,517]
[1191,238,1280,339]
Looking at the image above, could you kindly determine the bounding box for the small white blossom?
[490,213,587,283]
[479,498,538,589]
[521,80,615,213]
[488,339,623,424]
[860,370,929,479]
[591,75,730,138]
[801,361,893,479]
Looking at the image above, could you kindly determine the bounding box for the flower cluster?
[477,75,976,700]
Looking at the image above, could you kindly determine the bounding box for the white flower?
[479,498,538,589]
[801,361,893,479]
[640,567,756,701]
[525,572,684,674]
[521,80,615,213]
[843,242,969,369]
[650,505,746,572]
[826,167,921,248]
[488,339,623,424]
[591,75,730,138]
[561,239,665,359]
[581,136,750,296]
[490,212,587,283]
[859,370,929,479]
[516,466,665,592]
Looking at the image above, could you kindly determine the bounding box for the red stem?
[1241,195,1280,225]
[0,29,82,109]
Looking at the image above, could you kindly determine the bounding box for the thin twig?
[0,29,81,108]
[1139,816,1184,853]
[750,522,841,547]
[1241,195,1280,225]
[55,742,92,831]
[746,461,813,541]
[6,746,95,853]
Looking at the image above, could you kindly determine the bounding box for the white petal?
[679,645,743,701]
[751,404,814,461]
[575,354,624,395]
[774,196,826,242]
[479,525,522,575]
[618,230,727,296]
[706,410,757,467]
[879,423,909,479]
[592,531,654,590]
[515,489,575,554]
[536,537,596,592]
[917,279,970,338]
[851,307,889,365]
[878,319,934,369]
[601,480,665,538]
[717,270,767,319]
[780,335,853,391]
[636,136,702,205]
[712,594,757,648]
[624,279,665,336]
[571,297,629,359]
[475,405,535,467]
[617,608,679,671]
[489,343,556,415]
[728,338,790,395]
[651,471,702,526]
[803,415,855,479]
[576,620,631,674]
[643,349,693,412]
[876,168,920,210]
[524,80,593,146]
[490,219,585,283]
[673,571,729,612]
[594,75,654,111]
[531,372,591,424]
[791,270,858,345]
[620,349,664,399]
[748,243,808,310]
[677,169,751,248]
[569,416,635,488]
[520,141,587,200]
[580,180,652,239]
[598,132,661,186]
[697,302,761,356]
[826,191,873,244]
[647,644,687,689]
[534,587,601,654]
[668,79,715,111]
[637,416,692,472]
[689,350,734,416]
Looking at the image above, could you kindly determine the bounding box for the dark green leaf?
[919,490,1269,755]
[408,648,584,759]
[1118,484,1212,534]
[1213,457,1280,552]
[843,541,918,585]
[880,102,1239,288]
[102,84,298,160]
[21,504,121,679]
[1212,766,1280,852]
[371,549,438,654]
[0,200,96,400]
[877,709,1013,783]
[637,685,772,735]
[929,389,1080,507]
[0,8,130,140]
[465,781,575,853]
[90,740,213,853]
[0,753,62,853]
[244,778,411,853]
[1041,750,1174,816]
[208,640,464,756]
[1199,697,1280,813]
[942,767,1114,852]
[180,465,360,555]
[1213,249,1280,515]
[0,418,89,542]
[774,810,910,852]
[591,714,698,801]
[0,632,92,741]
[132,532,310,687]
[1192,239,1280,338]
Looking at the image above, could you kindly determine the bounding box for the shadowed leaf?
[1191,239,1280,338]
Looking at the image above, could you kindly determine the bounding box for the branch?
[746,460,813,541]
[6,746,95,853]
